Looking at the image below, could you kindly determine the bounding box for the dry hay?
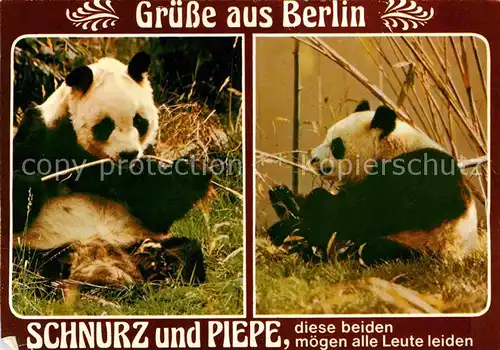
[155,103,230,161]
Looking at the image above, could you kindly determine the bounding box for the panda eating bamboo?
[13,52,210,288]
[267,101,479,264]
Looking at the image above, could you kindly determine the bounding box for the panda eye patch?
[133,114,149,137]
[330,137,345,159]
[92,117,115,141]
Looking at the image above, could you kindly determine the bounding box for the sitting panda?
[13,52,210,288]
[267,101,479,264]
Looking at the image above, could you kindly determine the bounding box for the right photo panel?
[254,35,489,315]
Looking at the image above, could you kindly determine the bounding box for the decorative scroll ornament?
[381,0,435,31]
[66,0,119,32]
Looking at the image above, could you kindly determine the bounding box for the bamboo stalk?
[402,37,486,154]
[412,37,469,119]
[443,37,455,156]
[359,39,401,108]
[432,38,478,161]
[423,88,449,147]
[210,180,244,201]
[41,156,243,201]
[420,75,458,158]
[292,39,301,194]
[298,36,487,157]
[460,38,487,146]
[425,37,468,118]
[256,150,318,175]
[458,156,488,169]
[386,38,437,139]
[451,37,486,145]
[363,38,436,135]
[470,37,488,98]
[41,159,111,182]
[257,149,485,171]
[296,37,414,124]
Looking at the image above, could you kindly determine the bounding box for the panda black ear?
[371,106,397,139]
[66,66,93,95]
[354,100,370,112]
[128,52,151,83]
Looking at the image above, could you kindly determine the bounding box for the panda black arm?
[13,107,47,170]
[12,107,51,232]
[299,187,346,248]
[114,158,212,233]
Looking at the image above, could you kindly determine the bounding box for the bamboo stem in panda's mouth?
[37,154,485,201]
[255,150,488,175]
[255,150,319,176]
[41,158,113,182]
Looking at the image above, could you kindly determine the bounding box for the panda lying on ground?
[13,52,210,288]
[267,101,478,264]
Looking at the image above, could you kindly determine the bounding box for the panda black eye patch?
[133,114,149,137]
[330,137,345,159]
[92,117,115,141]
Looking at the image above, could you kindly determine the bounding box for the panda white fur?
[267,101,478,264]
[13,52,210,287]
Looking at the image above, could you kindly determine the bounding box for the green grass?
[12,178,244,316]
[256,234,488,315]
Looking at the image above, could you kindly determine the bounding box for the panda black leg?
[132,236,206,285]
[267,219,300,246]
[356,238,421,265]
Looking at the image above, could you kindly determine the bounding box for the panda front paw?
[269,185,301,220]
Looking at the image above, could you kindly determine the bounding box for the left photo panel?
[11,36,244,316]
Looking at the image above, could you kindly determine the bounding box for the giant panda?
[267,101,479,264]
[13,52,211,288]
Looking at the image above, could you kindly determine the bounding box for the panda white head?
[309,101,444,184]
[59,52,158,162]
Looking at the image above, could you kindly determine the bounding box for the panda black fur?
[13,52,210,287]
[267,101,478,264]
